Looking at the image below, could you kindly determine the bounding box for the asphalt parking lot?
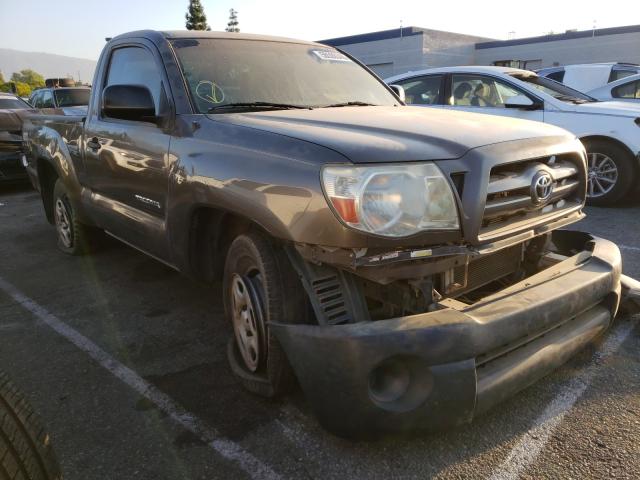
[1,183,639,480]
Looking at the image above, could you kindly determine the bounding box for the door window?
[105,46,163,112]
[546,70,565,83]
[450,74,524,107]
[612,80,640,99]
[609,69,638,83]
[40,90,54,108]
[395,75,442,105]
[30,92,41,108]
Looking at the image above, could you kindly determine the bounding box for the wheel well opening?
[37,159,59,224]
[189,207,256,282]
[580,135,638,169]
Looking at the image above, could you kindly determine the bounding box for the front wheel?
[583,139,635,206]
[222,231,308,397]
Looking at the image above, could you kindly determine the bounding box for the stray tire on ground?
[0,371,62,480]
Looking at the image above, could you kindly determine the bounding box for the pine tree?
[226,8,240,33]
[185,0,210,31]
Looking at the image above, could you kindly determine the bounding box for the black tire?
[52,179,97,255]
[583,139,635,206]
[223,231,308,397]
[0,372,62,480]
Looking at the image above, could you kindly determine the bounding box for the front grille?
[479,154,584,241]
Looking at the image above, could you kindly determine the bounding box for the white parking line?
[488,318,636,480]
[0,276,280,480]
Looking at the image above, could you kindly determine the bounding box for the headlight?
[322,163,459,237]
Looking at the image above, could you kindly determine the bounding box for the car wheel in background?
[583,139,635,206]
[223,231,308,397]
[0,371,62,480]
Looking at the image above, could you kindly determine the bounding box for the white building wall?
[335,30,490,77]
[474,32,640,68]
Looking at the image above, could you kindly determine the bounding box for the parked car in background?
[537,62,640,92]
[0,110,28,185]
[0,91,32,110]
[22,30,624,437]
[0,93,34,185]
[588,73,640,103]
[386,66,640,205]
[29,86,90,115]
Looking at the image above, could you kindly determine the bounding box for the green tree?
[14,82,31,97]
[226,8,240,33]
[10,69,45,90]
[185,0,210,31]
[0,71,5,84]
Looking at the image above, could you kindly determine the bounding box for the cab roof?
[112,29,326,47]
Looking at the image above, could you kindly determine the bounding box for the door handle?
[87,137,102,151]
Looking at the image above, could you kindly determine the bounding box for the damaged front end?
[274,230,621,437]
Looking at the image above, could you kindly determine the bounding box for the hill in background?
[0,48,97,84]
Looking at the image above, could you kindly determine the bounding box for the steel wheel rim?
[54,198,73,248]
[230,273,266,372]
[587,152,618,198]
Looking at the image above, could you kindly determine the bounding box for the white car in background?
[386,66,640,205]
[588,73,640,103]
[536,62,640,92]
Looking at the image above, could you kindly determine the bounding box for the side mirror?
[102,85,156,122]
[504,95,542,110]
[389,84,406,103]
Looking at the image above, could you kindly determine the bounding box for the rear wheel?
[583,139,635,206]
[53,179,98,255]
[223,231,308,397]
[0,372,62,480]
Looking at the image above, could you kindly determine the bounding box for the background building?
[320,24,640,78]
[320,27,492,78]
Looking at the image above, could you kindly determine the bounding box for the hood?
[209,106,571,163]
[572,100,640,117]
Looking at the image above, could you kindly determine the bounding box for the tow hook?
[620,274,640,314]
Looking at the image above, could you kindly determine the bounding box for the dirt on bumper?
[271,230,622,437]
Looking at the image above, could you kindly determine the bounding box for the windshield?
[511,74,597,103]
[0,97,30,109]
[54,89,90,107]
[170,38,398,113]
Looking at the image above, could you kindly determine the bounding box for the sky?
[1,0,639,60]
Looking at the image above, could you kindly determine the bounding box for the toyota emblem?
[531,171,553,204]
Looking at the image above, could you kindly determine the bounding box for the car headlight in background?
[322,163,459,237]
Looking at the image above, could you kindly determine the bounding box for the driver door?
[82,42,173,260]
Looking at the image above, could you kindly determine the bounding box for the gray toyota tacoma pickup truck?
[23,30,622,437]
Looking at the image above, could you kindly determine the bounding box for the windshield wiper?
[320,101,378,108]
[208,102,310,113]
